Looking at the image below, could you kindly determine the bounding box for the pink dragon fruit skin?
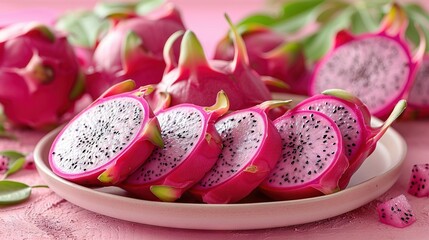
[190,100,287,204]
[408,163,429,197]
[308,3,424,119]
[87,4,185,100]
[0,22,84,130]
[214,25,309,95]
[377,194,416,228]
[295,89,406,189]
[49,80,164,185]
[259,110,349,200]
[156,15,272,111]
[121,91,229,202]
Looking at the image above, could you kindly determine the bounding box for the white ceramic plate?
[34,119,406,230]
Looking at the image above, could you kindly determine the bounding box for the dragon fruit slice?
[0,22,84,129]
[214,24,309,95]
[121,91,229,202]
[87,4,185,99]
[259,110,349,200]
[190,100,288,204]
[295,89,406,189]
[408,163,429,197]
[49,80,163,185]
[156,15,272,111]
[377,194,416,228]
[308,3,424,119]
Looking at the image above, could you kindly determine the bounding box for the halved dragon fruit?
[121,91,229,202]
[408,163,429,197]
[377,194,416,228]
[259,110,349,200]
[156,15,272,111]
[190,100,288,204]
[402,55,429,119]
[0,22,84,129]
[49,80,163,185]
[87,3,186,99]
[214,24,308,95]
[295,89,406,189]
[309,3,424,119]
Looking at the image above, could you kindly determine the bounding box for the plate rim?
[34,120,407,230]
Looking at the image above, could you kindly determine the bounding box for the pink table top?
[1,1,429,239]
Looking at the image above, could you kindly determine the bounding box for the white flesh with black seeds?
[51,97,144,174]
[198,111,264,188]
[267,111,341,187]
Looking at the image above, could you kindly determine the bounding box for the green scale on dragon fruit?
[121,91,229,202]
[377,194,416,228]
[189,100,289,204]
[408,163,429,197]
[294,89,406,189]
[308,4,424,119]
[0,22,84,130]
[214,23,309,95]
[155,14,272,111]
[86,3,186,100]
[49,80,163,186]
[259,110,349,200]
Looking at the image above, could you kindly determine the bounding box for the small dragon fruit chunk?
[121,91,229,202]
[157,15,272,111]
[0,22,84,129]
[49,80,163,185]
[214,24,309,95]
[87,3,186,99]
[309,3,424,119]
[295,89,407,189]
[377,194,416,228]
[190,100,288,204]
[408,163,429,197]
[259,110,349,200]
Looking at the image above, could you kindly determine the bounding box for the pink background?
[1,0,429,239]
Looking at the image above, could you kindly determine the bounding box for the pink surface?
[1,0,429,239]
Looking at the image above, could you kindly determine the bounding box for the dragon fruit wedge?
[295,89,407,189]
[0,22,84,130]
[121,91,229,202]
[49,80,163,185]
[377,194,416,228]
[190,100,289,204]
[156,15,272,111]
[87,3,186,99]
[214,24,309,95]
[259,110,349,200]
[308,3,424,119]
[408,163,429,197]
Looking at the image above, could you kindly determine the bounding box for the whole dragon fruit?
[121,91,229,202]
[214,24,309,95]
[308,3,424,119]
[0,22,84,129]
[259,110,349,200]
[87,3,186,99]
[156,15,272,111]
[295,89,406,189]
[377,194,416,228]
[408,163,429,197]
[49,80,163,185]
[190,100,288,204]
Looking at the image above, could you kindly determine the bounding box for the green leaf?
[94,1,137,19]
[0,180,31,205]
[136,0,165,15]
[56,11,109,48]
[303,7,354,61]
[350,6,379,34]
[280,0,324,21]
[0,151,26,179]
[237,14,277,28]
[405,3,429,52]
